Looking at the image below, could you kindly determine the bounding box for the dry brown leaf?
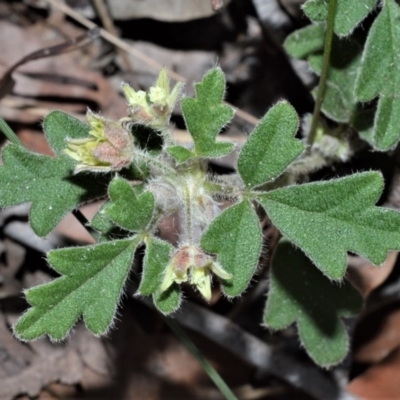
[347,252,398,298]
[348,347,400,399]
[0,317,111,400]
[0,21,126,124]
[354,306,400,364]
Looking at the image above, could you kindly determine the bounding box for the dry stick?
[44,0,260,126]
[92,0,133,71]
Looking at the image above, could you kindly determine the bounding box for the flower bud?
[64,111,134,173]
[160,245,232,301]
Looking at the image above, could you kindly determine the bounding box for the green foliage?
[167,146,193,164]
[170,67,235,161]
[284,22,374,139]
[153,284,181,314]
[264,238,363,367]
[89,201,116,238]
[14,237,141,341]
[105,176,155,232]
[238,101,304,188]
[355,0,400,150]
[201,200,262,296]
[309,37,363,123]
[5,54,400,371]
[0,144,107,237]
[138,237,174,296]
[284,24,325,59]
[44,111,91,155]
[258,172,400,280]
[303,0,378,37]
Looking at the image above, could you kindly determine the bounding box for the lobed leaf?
[44,110,91,156]
[200,200,262,297]
[14,237,141,341]
[0,144,108,237]
[153,284,181,315]
[90,201,115,236]
[137,236,181,314]
[138,237,174,296]
[303,0,378,37]
[258,172,400,280]
[167,145,193,164]
[180,67,235,159]
[355,0,400,150]
[105,176,155,232]
[284,22,374,137]
[238,101,304,188]
[309,37,363,123]
[284,24,325,59]
[264,238,363,367]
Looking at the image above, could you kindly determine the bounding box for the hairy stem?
[182,184,195,244]
[307,0,337,150]
[134,149,177,177]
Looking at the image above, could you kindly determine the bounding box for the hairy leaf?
[355,0,400,150]
[167,145,193,164]
[180,67,235,159]
[105,176,155,232]
[284,24,325,59]
[14,237,141,341]
[309,37,363,123]
[153,284,181,314]
[137,236,181,314]
[0,144,108,237]
[201,200,262,296]
[264,238,363,367]
[258,172,400,279]
[89,200,131,242]
[138,237,174,296]
[90,201,114,235]
[44,110,91,156]
[238,101,304,188]
[303,0,378,37]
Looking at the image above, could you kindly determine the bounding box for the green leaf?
[153,284,181,315]
[167,145,194,164]
[0,144,108,237]
[200,200,262,297]
[105,176,155,232]
[309,36,363,123]
[14,237,141,341]
[258,172,400,280]
[138,237,174,296]
[90,201,115,235]
[44,110,91,156]
[355,0,400,150]
[264,238,363,367]
[138,237,181,314]
[238,101,304,188]
[89,200,130,242]
[181,67,235,159]
[303,0,378,37]
[284,24,325,59]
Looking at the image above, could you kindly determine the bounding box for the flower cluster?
[122,68,182,129]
